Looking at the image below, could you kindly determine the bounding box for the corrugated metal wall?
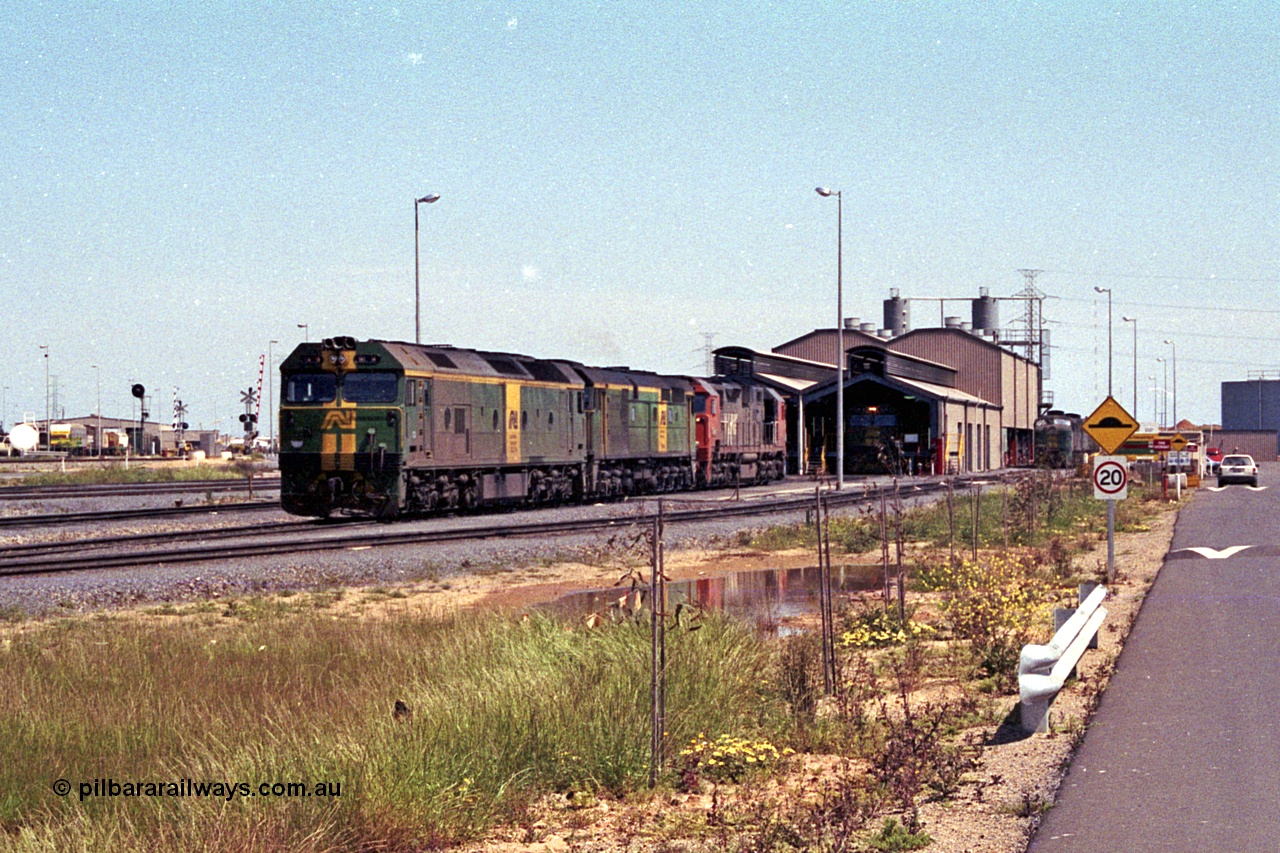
[1212,431,1279,461]
[773,329,884,367]
[889,330,1003,403]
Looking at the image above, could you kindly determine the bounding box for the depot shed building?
[717,323,1043,476]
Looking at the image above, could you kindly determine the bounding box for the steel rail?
[0,517,335,560]
[0,477,280,501]
[0,500,280,529]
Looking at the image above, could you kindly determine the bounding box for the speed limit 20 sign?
[1092,455,1129,501]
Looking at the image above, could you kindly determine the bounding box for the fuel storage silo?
[883,288,909,336]
[972,287,999,333]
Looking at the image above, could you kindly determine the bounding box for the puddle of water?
[542,564,884,633]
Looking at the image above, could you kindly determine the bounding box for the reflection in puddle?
[542,564,883,633]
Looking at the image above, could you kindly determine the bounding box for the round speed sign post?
[1092,455,1129,582]
[1083,397,1138,585]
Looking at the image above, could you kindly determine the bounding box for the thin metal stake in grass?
[880,489,891,606]
[649,500,667,786]
[894,480,906,623]
[946,479,956,567]
[824,498,836,691]
[816,487,835,695]
[971,484,981,561]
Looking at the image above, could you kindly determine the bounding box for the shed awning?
[802,372,999,408]
[756,373,819,393]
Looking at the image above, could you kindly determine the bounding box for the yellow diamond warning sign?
[1083,396,1139,455]
[1170,433,1188,452]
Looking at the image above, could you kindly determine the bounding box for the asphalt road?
[1028,464,1280,851]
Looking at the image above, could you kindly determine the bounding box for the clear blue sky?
[3,2,1276,434]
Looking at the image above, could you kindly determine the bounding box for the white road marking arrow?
[1247,486,1269,491]
[1179,546,1254,560]
[1205,487,1228,492]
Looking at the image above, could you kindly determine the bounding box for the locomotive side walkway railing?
[1019,584,1108,733]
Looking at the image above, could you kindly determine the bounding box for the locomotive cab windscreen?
[284,374,337,404]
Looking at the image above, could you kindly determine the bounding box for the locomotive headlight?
[329,355,339,364]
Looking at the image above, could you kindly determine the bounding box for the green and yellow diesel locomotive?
[278,337,704,517]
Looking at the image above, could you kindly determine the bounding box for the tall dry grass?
[0,602,775,851]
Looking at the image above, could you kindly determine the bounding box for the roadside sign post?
[1084,397,1138,585]
[1092,455,1129,582]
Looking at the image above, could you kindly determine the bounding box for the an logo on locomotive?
[321,410,357,431]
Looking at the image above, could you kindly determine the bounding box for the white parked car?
[1218,454,1259,487]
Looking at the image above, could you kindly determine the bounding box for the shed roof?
[803,371,997,408]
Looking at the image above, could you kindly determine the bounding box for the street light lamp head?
[1122,316,1135,322]
[417,194,440,204]
[1094,286,1110,294]
[815,187,835,197]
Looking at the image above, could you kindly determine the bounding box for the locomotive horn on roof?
[322,336,358,350]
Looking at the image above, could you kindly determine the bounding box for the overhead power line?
[1044,269,1280,285]
[1055,343,1277,369]
[1059,294,1280,316]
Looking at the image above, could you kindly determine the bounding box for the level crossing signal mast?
[239,388,259,441]
[131,383,148,455]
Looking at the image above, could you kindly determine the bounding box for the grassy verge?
[743,473,1165,557]
[5,463,256,488]
[0,601,777,851]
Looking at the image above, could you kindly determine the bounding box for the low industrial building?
[717,289,1045,476]
[30,416,219,456]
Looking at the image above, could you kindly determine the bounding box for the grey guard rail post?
[1018,585,1108,733]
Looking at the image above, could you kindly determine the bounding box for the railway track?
[0,499,280,529]
[0,474,1013,577]
[0,476,280,501]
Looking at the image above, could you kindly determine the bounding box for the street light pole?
[1122,316,1137,421]
[414,193,441,344]
[1149,376,1158,431]
[1164,339,1177,427]
[1094,287,1113,397]
[39,345,49,451]
[816,187,844,489]
[1157,357,1168,428]
[268,339,279,454]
